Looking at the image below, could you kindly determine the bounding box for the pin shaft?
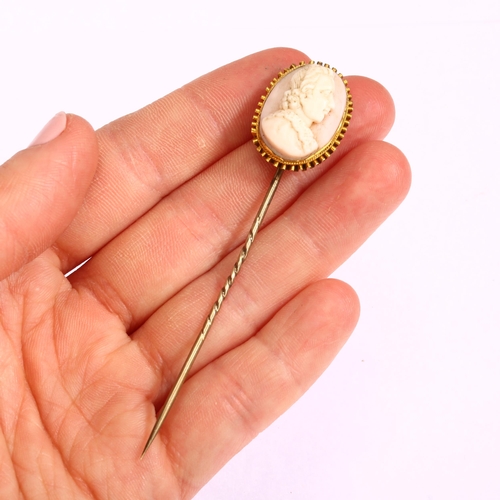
[141,168,284,458]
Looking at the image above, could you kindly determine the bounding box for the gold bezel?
[251,61,353,171]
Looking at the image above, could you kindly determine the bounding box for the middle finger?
[133,138,410,404]
[68,76,393,332]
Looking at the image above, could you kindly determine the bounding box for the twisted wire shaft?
[141,168,284,458]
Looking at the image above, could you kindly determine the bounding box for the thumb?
[0,112,98,281]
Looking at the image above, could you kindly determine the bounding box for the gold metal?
[141,168,284,458]
[251,61,353,171]
[141,60,352,458]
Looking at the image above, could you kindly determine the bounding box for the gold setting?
[252,61,353,171]
[141,60,353,458]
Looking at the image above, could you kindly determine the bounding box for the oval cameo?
[252,61,352,170]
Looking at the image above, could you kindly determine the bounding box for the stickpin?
[141,61,353,458]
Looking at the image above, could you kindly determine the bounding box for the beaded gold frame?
[252,61,353,171]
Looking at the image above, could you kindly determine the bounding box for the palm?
[0,48,409,499]
[0,260,170,496]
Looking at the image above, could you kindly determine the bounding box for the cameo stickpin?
[141,61,353,457]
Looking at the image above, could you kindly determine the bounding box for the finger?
[54,48,312,272]
[69,76,395,331]
[0,114,98,281]
[132,140,410,389]
[142,279,359,497]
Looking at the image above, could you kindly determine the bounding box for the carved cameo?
[252,62,352,170]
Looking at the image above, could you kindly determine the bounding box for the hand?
[0,48,410,499]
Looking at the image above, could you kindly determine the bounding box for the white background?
[1,1,499,499]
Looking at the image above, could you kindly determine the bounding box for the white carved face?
[257,64,348,163]
[300,74,335,123]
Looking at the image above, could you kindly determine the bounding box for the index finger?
[53,48,309,272]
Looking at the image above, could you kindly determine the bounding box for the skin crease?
[0,48,410,499]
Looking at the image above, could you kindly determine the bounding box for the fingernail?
[29,112,67,146]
